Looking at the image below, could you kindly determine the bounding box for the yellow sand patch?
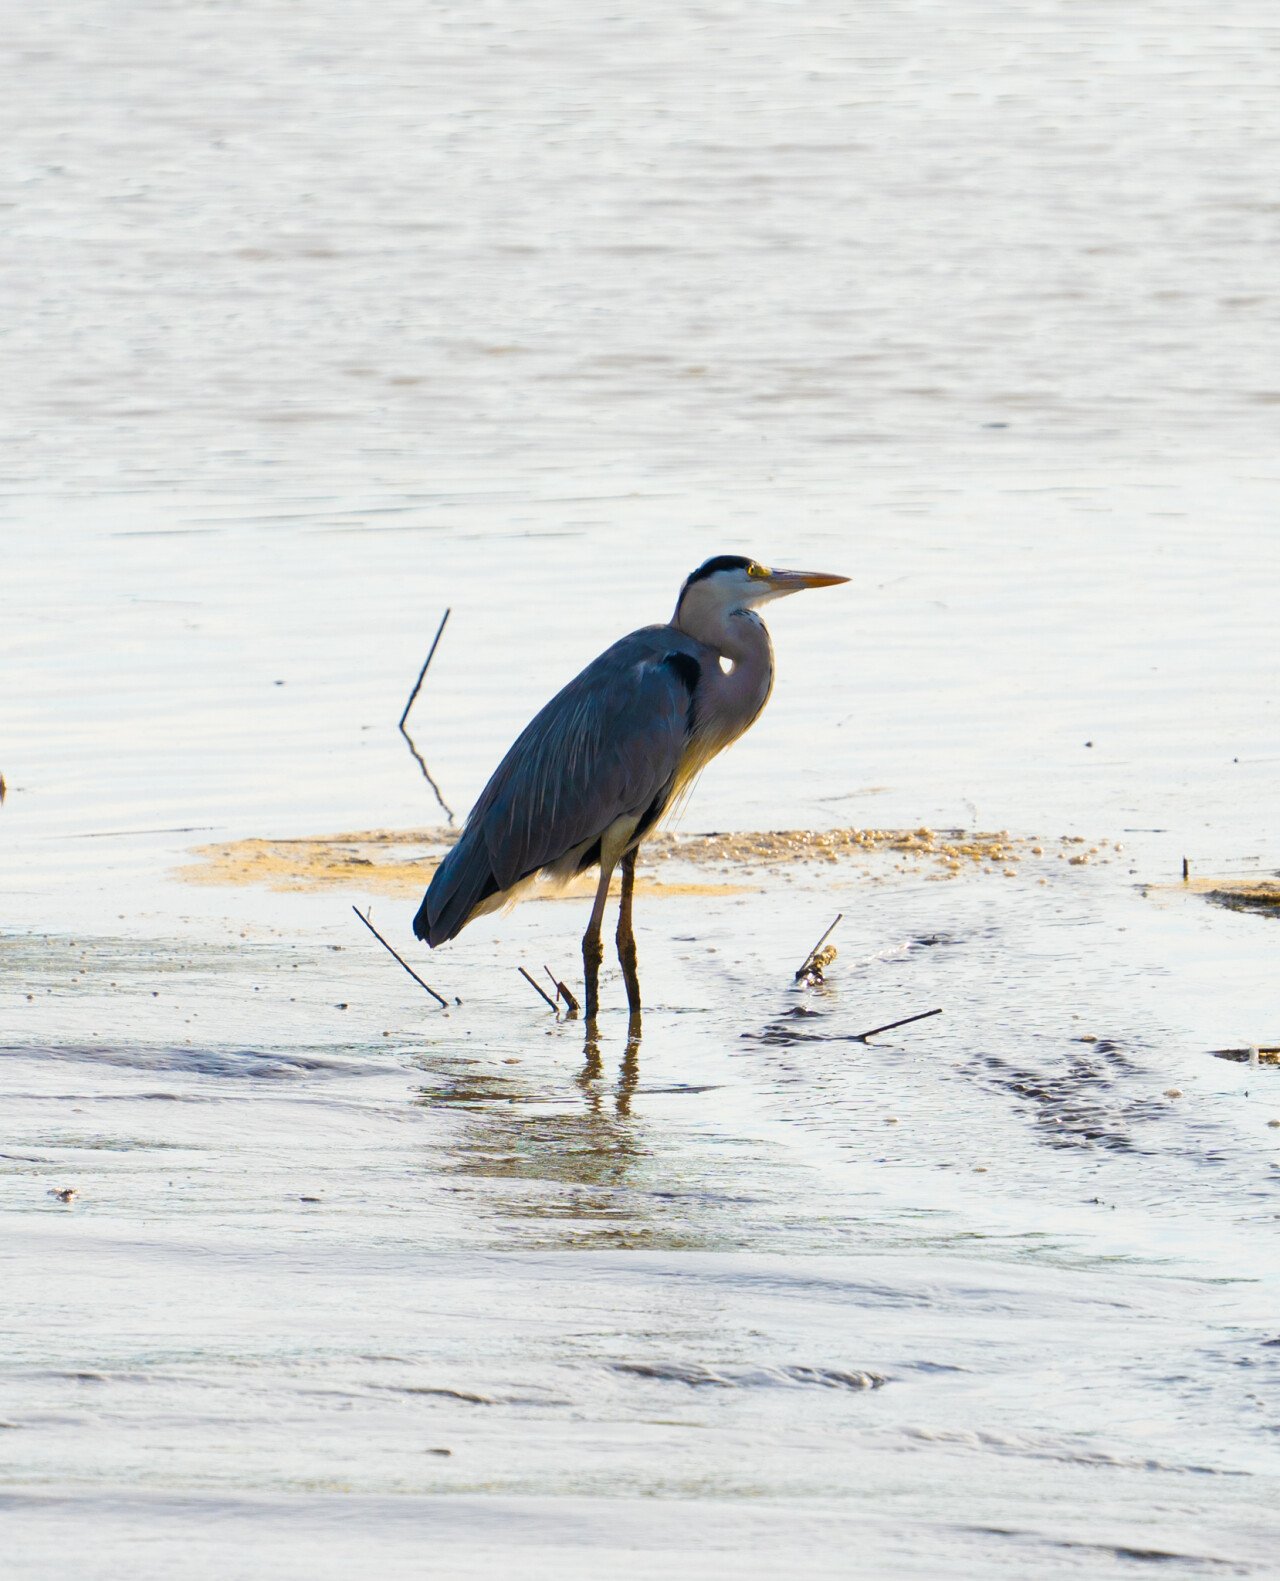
[1179,877,1280,902]
[176,823,1111,896]
[177,830,746,899]
[178,830,443,895]
[1149,876,1280,916]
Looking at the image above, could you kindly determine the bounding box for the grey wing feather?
[414,627,701,946]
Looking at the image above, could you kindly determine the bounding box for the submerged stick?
[854,1007,942,1041]
[399,608,451,731]
[795,913,843,982]
[351,906,449,1008]
[544,965,580,1015]
[518,965,558,1011]
[399,608,457,824]
[401,733,456,824]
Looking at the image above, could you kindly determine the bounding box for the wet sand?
[177,823,1128,894]
[5,816,1279,1577]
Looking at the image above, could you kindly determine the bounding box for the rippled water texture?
[3,2,1279,1577]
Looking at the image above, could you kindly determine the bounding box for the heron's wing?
[472,626,702,891]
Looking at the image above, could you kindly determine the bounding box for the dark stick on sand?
[795,913,843,982]
[519,966,559,1012]
[352,906,450,1008]
[853,1007,942,1041]
[544,965,581,1015]
[398,609,456,824]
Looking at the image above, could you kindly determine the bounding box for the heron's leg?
[615,848,641,1015]
[582,861,614,1023]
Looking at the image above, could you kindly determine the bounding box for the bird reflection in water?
[414,1024,649,1239]
[578,1012,643,1118]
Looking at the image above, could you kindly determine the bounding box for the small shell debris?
[798,944,838,985]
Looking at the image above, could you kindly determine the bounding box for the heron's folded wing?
[471,630,700,891]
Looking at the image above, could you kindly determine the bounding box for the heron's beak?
[764,568,850,594]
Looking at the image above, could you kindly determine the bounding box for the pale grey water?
[3,3,1280,1577]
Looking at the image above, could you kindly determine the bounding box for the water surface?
[3,2,1279,1576]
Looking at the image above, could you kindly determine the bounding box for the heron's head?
[675,555,848,631]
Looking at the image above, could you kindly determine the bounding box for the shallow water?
[4,1,1280,1576]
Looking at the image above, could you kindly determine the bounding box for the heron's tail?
[413,829,500,947]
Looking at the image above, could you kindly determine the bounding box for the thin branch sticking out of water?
[399,608,456,824]
[518,965,558,1011]
[544,965,580,1015]
[401,734,455,825]
[351,906,449,1008]
[399,608,451,731]
[854,1007,942,1042]
[795,913,843,982]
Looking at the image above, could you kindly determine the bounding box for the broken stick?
[853,1007,942,1041]
[518,965,559,1011]
[795,913,843,982]
[351,906,449,1008]
[544,965,581,1015]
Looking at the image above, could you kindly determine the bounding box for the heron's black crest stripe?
[684,554,752,587]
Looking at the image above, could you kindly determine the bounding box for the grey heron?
[413,555,848,1019]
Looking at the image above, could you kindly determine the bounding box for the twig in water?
[398,608,456,824]
[401,733,456,825]
[519,966,558,1012]
[795,913,843,982]
[351,906,449,1008]
[854,1007,942,1042]
[399,608,451,731]
[544,965,580,1015]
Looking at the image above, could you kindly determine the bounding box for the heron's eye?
[747,561,771,579]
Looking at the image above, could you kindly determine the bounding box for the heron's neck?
[679,605,775,734]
